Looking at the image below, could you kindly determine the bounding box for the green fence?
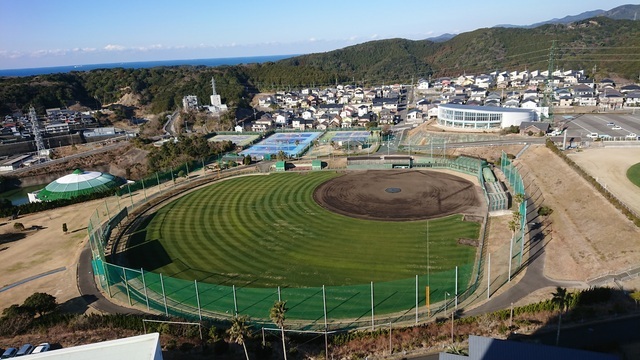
[500,151,528,276]
[86,154,527,330]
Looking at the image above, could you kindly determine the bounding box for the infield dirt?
[313,169,485,221]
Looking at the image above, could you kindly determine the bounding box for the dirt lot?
[568,147,640,216]
[516,145,640,281]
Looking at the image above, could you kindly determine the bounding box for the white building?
[24,333,162,360]
[182,95,198,110]
[206,77,228,113]
[437,104,534,130]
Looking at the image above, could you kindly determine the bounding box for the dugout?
[347,155,412,169]
[274,161,286,172]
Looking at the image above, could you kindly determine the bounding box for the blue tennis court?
[240,132,322,159]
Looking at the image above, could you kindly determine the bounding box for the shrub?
[13,222,25,231]
[537,206,553,216]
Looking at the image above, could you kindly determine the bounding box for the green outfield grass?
[126,172,479,288]
[627,162,640,188]
[120,171,482,320]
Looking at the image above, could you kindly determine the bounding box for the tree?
[2,304,27,318]
[13,222,25,231]
[630,291,640,308]
[22,292,57,317]
[270,300,288,360]
[243,155,252,166]
[551,287,570,345]
[276,150,287,161]
[62,223,68,233]
[227,315,251,360]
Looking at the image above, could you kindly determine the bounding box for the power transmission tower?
[29,106,46,157]
[542,40,556,121]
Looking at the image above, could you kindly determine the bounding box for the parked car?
[0,348,17,359]
[30,343,50,354]
[626,133,638,139]
[586,132,599,138]
[14,344,32,357]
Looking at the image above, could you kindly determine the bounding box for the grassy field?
[126,171,479,286]
[627,162,640,188]
[121,171,481,320]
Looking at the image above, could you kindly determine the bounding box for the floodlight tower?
[29,106,46,157]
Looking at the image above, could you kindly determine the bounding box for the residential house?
[251,115,273,132]
[258,95,275,107]
[620,84,640,94]
[274,111,290,126]
[291,117,314,130]
[377,108,392,124]
[416,98,431,112]
[503,98,520,108]
[521,99,538,109]
[625,91,640,106]
[599,78,616,90]
[417,78,430,90]
[519,121,550,135]
[522,89,539,101]
[599,89,624,109]
[300,109,314,120]
[406,109,423,124]
[474,74,494,89]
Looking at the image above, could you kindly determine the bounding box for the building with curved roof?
[31,169,126,202]
[437,104,535,130]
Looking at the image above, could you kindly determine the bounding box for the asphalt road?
[7,141,127,176]
[77,242,144,315]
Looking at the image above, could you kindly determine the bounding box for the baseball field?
[119,170,483,320]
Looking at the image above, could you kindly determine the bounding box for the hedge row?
[546,139,640,227]
[0,188,116,219]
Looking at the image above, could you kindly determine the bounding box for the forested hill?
[2,17,640,116]
[253,17,640,85]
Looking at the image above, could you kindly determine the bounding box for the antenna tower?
[29,106,46,156]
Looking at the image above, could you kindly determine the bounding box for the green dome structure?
[36,169,126,202]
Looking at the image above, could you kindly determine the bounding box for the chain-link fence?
[86,153,528,330]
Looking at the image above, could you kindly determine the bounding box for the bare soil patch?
[568,147,640,216]
[517,145,640,281]
[313,170,482,221]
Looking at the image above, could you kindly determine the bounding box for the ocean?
[0,54,298,77]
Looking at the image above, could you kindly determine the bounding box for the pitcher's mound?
[313,170,481,221]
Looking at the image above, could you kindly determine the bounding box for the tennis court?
[208,134,260,147]
[240,132,322,159]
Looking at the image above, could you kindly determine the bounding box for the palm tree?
[551,287,570,345]
[270,300,288,360]
[227,315,251,360]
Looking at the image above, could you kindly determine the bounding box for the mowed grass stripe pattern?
[130,172,479,289]
[627,162,640,188]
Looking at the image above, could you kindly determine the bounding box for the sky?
[0,0,637,70]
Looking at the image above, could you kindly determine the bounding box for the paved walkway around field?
[0,267,66,293]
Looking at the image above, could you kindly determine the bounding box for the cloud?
[104,44,126,51]
[370,34,379,39]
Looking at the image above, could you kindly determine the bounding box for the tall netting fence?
[500,151,528,279]
[85,155,526,330]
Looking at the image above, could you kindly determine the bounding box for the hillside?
[3,18,640,115]
[496,4,640,28]
[267,17,640,83]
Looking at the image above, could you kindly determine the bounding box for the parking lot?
[562,113,640,140]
